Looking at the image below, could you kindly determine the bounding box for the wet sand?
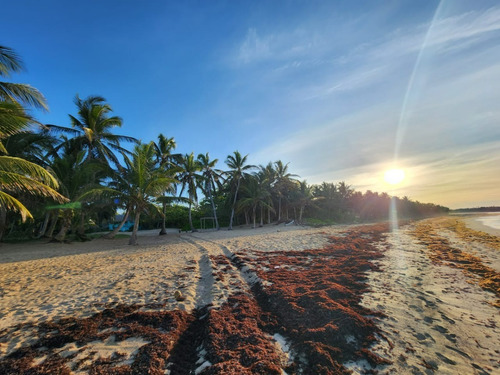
[463,215,500,237]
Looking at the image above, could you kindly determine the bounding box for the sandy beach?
[0,218,499,374]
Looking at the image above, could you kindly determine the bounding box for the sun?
[384,169,405,185]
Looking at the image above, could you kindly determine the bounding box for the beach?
[0,218,499,374]
[462,213,500,237]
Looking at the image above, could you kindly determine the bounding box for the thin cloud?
[236,27,316,65]
[238,28,272,64]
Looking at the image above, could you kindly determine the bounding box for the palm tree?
[178,153,202,232]
[225,151,254,230]
[47,95,138,169]
[154,134,181,168]
[0,46,66,239]
[3,129,55,166]
[47,145,105,242]
[258,163,276,224]
[313,182,340,220]
[0,153,66,234]
[197,153,223,230]
[238,175,273,229]
[273,160,298,222]
[81,142,178,245]
[154,134,182,235]
[294,180,314,224]
[337,181,354,218]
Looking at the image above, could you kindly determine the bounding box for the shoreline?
[462,215,500,237]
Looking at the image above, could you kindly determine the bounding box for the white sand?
[358,222,500,374]
[1,219,498,374]
[0,224,333,361]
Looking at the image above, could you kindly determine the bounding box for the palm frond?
[156,195,190,204]
[78,187,123,202]
[0,46,24,77]
[102,133,139,144]
[0,170,67,202]
[0,82,48,111]
[45,124,81,136]
[0,156,60,188]
[0,102,32,138]
[0,191,32,222]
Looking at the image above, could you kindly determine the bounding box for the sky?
[3,0,500,209]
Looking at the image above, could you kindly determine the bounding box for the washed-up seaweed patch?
[232,223,392,374]
[0,224,393,374]
[197,293,284,374]
[412,221,500,308]
[0,304,197,374]
[437,218,500,249]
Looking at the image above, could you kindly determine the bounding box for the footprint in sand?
[432,325,448,334]
[436,352,457,365]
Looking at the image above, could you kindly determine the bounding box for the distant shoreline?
[463,214,500,236]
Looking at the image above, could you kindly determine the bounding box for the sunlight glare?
[384,169,405,185]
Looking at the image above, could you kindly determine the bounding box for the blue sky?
[4,0,500,208]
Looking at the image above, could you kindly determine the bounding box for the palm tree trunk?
[259,205,264,227]
[228,178,241,230]
[53,210,73,242]
[0,207,6,242]
[278,196,282,222]
[252,205,256,229]
[103,207,130,239]
[37,212,51,238]
[159,201,167,235]
[76,211,89,241]
[46,211,59,238]
[208,183,219,230]
[299,205,304,224]
[188,201,197,232]
[129,210,141,245]
[267,207,271,224]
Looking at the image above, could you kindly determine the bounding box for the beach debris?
[174,290,185,301]
[412,220,500,307]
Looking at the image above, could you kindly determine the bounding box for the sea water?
[476,214,500,230]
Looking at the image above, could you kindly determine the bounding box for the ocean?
[476,214,500,230]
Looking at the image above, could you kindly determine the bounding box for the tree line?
[0,46,449,244]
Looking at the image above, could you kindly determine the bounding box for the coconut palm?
[178,153,202,232]
[225,151,254,230]
[197,153,223,230]
[238,175,273,229]
[47,141,107,242]
[0,47,65,239]
[313,182,340,220]
[0,45,48,110]
[258,163,276,224]
[154,134,182,168]
[3,129,55,166]
[47,95,138,169]
[273,160,298,221]
[121,142,178,245]
[81,142,178,245]
[0,153,66,228]
[294,180,314,224]
[154,134,182,235]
